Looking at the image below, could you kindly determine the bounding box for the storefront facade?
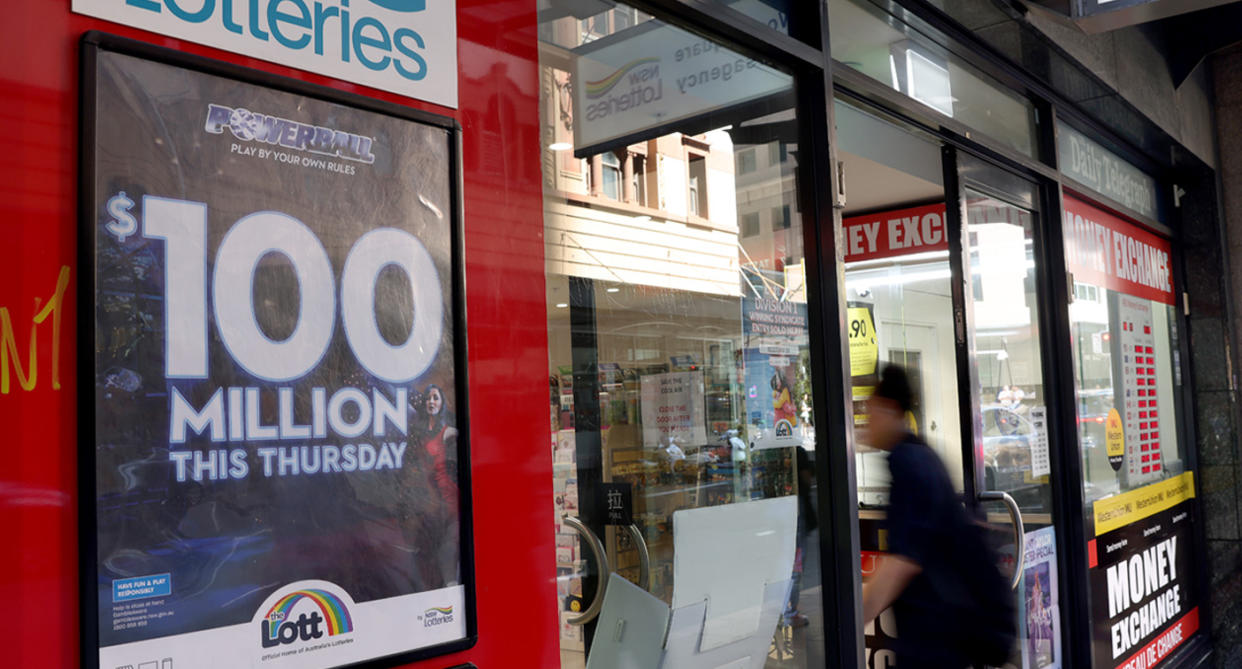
[1,0,1230,668]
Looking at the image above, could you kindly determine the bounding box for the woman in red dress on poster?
[415,384,458,511]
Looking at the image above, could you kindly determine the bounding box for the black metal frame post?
[568,275,604,652]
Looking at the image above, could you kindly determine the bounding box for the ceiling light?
[549,142,572,151]
[555,303,568,308]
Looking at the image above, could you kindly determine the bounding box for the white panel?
[671,497,797,651]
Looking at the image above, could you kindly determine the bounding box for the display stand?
[585,497,797,669]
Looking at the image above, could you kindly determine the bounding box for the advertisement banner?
[73,0,457,107]
[85,42,471,668]
[843,203,948,263]
[1021,527,1060,669]
[1063,194,1174,305]
[1088,474,1198,668]
[742,297,807,450]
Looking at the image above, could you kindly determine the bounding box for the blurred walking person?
[861,364,1014,669]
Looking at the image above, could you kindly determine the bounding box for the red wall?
[1,2,555,666]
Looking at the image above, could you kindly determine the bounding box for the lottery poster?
[83,39,473,669]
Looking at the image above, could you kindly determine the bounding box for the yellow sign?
[1105,407,1124,471]
[1092,471,1196,536]
[847,307,878,377]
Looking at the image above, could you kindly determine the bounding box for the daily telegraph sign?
[73,0,457,107]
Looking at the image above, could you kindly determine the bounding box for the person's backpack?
[940,506,1019,667]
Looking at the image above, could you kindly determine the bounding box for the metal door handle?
[562,515,611,625]
[978,491,1024,590]
[624,523,650,591]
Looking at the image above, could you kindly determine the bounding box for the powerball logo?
[205,103,377,164]
[260,588,354,648]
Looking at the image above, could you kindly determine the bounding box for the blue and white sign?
[73,0,457,107]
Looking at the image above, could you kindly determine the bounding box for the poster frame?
[77,30,477,669]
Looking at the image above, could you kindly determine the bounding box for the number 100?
[141,195,443,384]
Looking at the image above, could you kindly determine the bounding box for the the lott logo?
[422,605,454,627]
[260,589,354,648]
[205,104,377,164]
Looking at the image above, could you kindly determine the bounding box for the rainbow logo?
[585,58,659,99]
[425,606,453,617]
[265,589,353,640]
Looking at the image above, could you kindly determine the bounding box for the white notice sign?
[1029,405,1050,479]
[640,371,708,449]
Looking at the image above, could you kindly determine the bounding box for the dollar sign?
[105,191,137,243]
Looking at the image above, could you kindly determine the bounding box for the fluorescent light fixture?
[606,287,620,293]
[555,303,568,308]
[548,142,572,151]
[633,214,652,222]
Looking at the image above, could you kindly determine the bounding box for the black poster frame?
[78,31,476,669]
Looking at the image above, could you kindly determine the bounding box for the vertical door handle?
[624,523,650,591]
[562,515,611,625]
[978,491,1024,590]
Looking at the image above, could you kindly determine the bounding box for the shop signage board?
[81,36,473,668]
[843,203,948,262]
[1058,122,1158,220]
[571,20,790,156]
[1063,194,1174,305]
[72,0,458,107]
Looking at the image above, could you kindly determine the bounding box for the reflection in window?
[966,193,1050,514]
[688,156,707,217]
[737,148,757,174]
[828,0,1038,158]
[538,5,821,667]
[631,154,646,206]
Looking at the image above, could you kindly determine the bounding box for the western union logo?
[1093,471,1195,536]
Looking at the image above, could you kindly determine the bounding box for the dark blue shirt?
[885,435,970,669]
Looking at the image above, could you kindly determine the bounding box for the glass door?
[838,103,1066,668]
[952,151,1063,669]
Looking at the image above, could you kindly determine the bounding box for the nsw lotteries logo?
[259,588,354,648]
[205,103,377,164]
[420,605,454,627]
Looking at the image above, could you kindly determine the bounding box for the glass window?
[601,152,621,200]
[771,204,790,230]
[839,100,961,501]
[1063,192,1199,667]
[631,154,646,206]
[828,0,1039,159]
[964,192,1052,514]
[539,5,823,667]
[688,156,707,217]
[737,148,757,174]
[741,212,760,237]
[769,142,787,165]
